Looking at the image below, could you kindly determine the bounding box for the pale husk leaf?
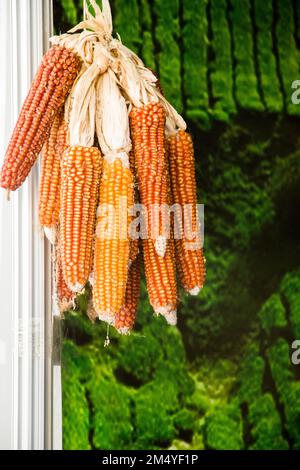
[96,69,131,167]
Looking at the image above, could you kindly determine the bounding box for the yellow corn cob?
[130,102,168,256]
[0,46,81,191]
[168,131,206,294]
[39,111,67,229]
[93,158,133,324]
[115,252,141,334]
[60,145,102,292]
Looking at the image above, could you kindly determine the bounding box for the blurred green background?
[54,0,300,450]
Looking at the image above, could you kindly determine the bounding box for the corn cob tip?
[98,311,116,326]
[43,226,57,245]
[154,306,177,326]
[165,313,177,326]
[68,282,85,294]
[117,327,131,336]
[155,236,167,257]
[189,286,202,296]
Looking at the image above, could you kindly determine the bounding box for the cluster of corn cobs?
[0,0,205,335]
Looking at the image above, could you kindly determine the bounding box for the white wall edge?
[0,0,57,450]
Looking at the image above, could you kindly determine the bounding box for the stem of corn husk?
[67,42,111,146]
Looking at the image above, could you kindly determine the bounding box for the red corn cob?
[130,102,168,256]
[143,237,178,325]
[129,150,140,263]
[56,243,75,313]
[115,253,141,334]
[168,130,206,294]
[0,46,81,191]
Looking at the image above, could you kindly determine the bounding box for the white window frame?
[0,0,62,450]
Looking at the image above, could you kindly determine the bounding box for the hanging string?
[104,324,110,347]
[83,0,88,20]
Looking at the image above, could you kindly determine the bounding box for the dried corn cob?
[130,238,140,265]
[115,253,141,334]
[39,111,67,231]
[93,157,133,324]
[129,150,140,263]
[168,131,206,294]
[143,237,177,325]
[56,243,75,313]
[60,145,102,293]
[0,45,81,191]
[130,102,168,257]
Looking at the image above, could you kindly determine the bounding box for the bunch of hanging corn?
[0,0,205,336]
